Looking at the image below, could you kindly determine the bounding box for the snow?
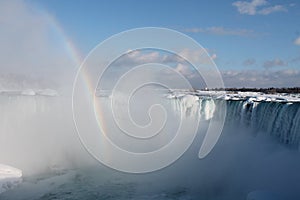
[165,90,300,103]
[37,89,59,96]
[21,89,35,96]
[0,164,22,194]
[0,89,59,97]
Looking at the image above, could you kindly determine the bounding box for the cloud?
[113,50,178,67]
[111,49,299,88]
[222,69,300,88]
[184,27,256,37]
[211,53,217,60]
[290,56,300,63]
[243,58,256,66]
[289,3,296,7]
[294,37,300,46]
[232,0,287,15]
[263,58,287,69]
[258,5,287,15]
[114,48,216,67]
[232,0,267,15]
[126,50,161,63]
[174,63,191,76]
[107,48,218,89]
[163,68,300,88]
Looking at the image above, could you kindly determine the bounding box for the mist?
[0,95,93,175]
[1,91,300,199]
[0,0,78,93]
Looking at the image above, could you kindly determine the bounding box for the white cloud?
[116,49,300,88]
[263,58,287,69]
[115,48,216,66]
[222,69,300,88]
[232,0,267,15]
[127,50,161,63]
[258,5,287,15]
[243,58,256,66]
[232,0,287,15]
[184,27,256,37]
[281,69,299,76]
[179,49,205,63]
[294,37,300,46]
[114,50,178,66]
[211,53,217,60]
[174,63,190,75]
[289,3,296,7]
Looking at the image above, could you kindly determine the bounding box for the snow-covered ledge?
[0,164,22,194]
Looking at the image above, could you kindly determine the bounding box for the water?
[223,100,300,146]
[1,93,300,199]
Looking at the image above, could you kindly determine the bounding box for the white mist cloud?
[0,0,77,90]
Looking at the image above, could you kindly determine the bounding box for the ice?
[37,89,59,96]
[181,95,199,108]
[166,90,300,103]
[0,164,22,194]
[21,89,35,96]
[0,89,59,97]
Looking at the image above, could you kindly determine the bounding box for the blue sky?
[32,0,300,71]
[1,0,300,88]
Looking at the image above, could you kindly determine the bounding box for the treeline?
[208,87,300,94]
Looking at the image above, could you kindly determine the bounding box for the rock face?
[0,164,22,194]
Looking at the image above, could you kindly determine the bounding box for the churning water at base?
[1,92,300,200]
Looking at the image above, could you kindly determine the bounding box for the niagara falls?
[1,0,300,200]
[1,89,300,199]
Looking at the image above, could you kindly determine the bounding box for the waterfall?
[171,95,300,147]
[0,94,87,176]
[225,101,300,146]
[1,91,300,199]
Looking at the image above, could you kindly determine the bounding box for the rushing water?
[1,93,300,200]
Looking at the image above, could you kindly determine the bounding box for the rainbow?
[44,12,96,100]
[43,11,110,160]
